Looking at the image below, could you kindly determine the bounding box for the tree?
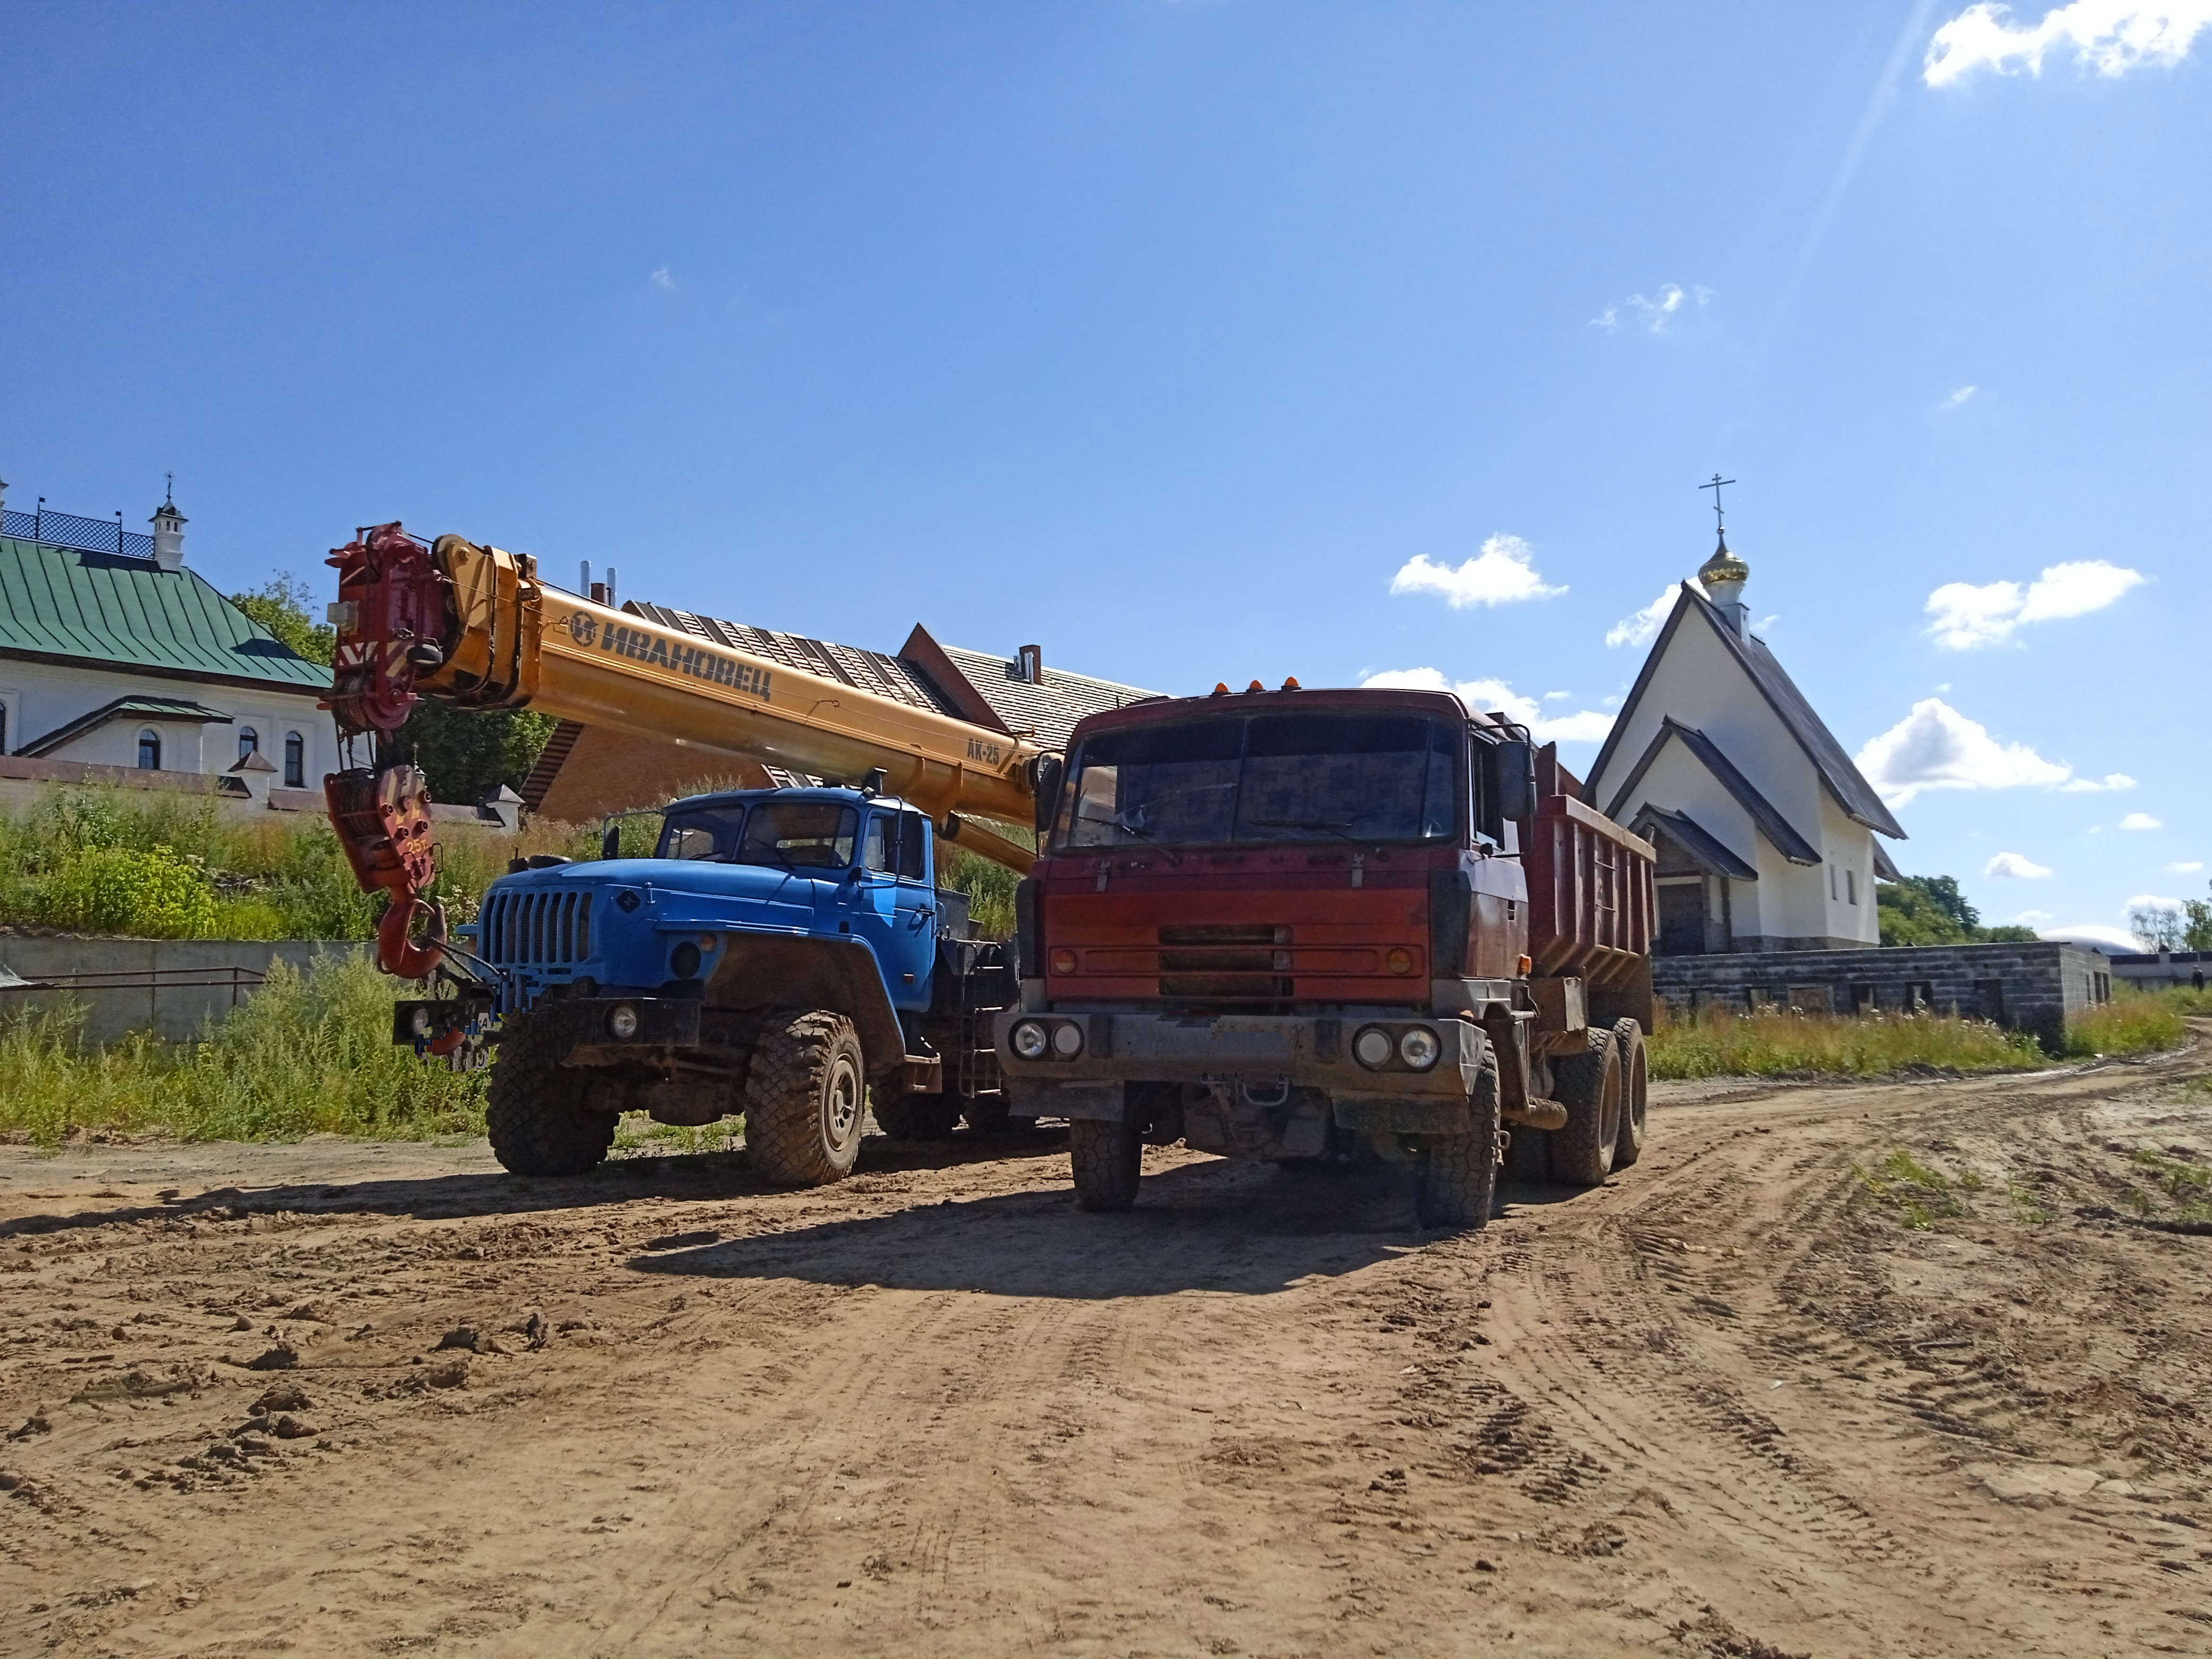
[1877,874,2037,946]
[395,702,559,806]
[230,573,334,666]
[2184,881,2212,953]
[2131,904,2185,952]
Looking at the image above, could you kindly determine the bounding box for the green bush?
[40,844,217,938]
[0,954,484,1146]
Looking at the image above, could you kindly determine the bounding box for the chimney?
[149,483,187,572]
[1017,644,1042,684]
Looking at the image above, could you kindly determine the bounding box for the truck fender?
[702,933,908,1080]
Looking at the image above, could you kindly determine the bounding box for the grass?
[0,953,485,1146]
[1851,1145,1967,1230]
[2063,990,2193,1059]
[1649,1005,2049,1080]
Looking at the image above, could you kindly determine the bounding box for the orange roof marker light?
[1247,680,1266,692]
[1212,682,1231,696]
[1281,676,1301,690]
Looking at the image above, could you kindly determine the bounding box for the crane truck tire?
[485,1012,619,1177]
[1611,1018,1649,1169]
[745,1012,868,1187]
[1549,1025,1623,1188]
[1414,1043,1503,1229]
[1068,1117,1142,1212]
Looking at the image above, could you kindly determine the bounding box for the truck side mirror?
[1495,740,1536,822]
[600,822,621,860]
[1032,755,1066,839]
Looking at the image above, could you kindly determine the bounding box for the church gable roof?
[1586,583,1905,840]
[1633,805,1759,881]
[1605,717,1822,866]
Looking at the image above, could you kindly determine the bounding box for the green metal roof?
[18,695,237,758]
[0,534,327,692]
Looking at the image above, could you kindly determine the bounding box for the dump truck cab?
[996,684,1656,1227]
[401,784,1016,1183]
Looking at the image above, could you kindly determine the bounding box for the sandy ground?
[3,1035,2210,1658]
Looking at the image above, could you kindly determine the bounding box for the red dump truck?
[994,683,1656,1227]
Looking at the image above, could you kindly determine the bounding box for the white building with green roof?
[0,480,338,805]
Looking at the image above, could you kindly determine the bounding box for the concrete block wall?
[1651,941,2112,1049]
[0,937,372,1044]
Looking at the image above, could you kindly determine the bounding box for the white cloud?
[1360,668,1614,746]
[1941,384,1979,409]
[2040,921,2144,951]
[1389,535,1565,609]
[1590,283,1713,335]
[1925,2,2212,86]
[2167,860,2205,873]
[2057,772,2136,792]
[1925,558,2144,648]
[1854,698,2083,806]
[2127,891,2182,909]
[650,267,675,289]
[1985,851,2055,878]
[2119,811,2163,830]
[2012,908,2055,925]
[1606,585,1687,649]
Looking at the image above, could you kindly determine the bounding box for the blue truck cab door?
[851,806,936,1012]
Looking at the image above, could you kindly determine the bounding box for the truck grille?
[1157,923,1292,1001]
[481,889,593,967]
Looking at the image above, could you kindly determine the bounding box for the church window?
[284,731,305,789]
[238,726,259,763]
[1829,865,1838,900]
[1846,868,1857,905]
[138,729,161,770]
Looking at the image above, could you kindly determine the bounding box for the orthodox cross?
[1700,473,1735,534]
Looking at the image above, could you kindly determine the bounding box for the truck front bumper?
[993,1008,1486,1135]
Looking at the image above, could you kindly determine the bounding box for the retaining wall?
[0,937,372,1044]
[1652,941,2112,1048]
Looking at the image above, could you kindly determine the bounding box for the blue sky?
[2,2,2205,945]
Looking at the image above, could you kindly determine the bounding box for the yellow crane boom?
[322,524,1043,975]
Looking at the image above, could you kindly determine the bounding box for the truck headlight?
[608,1004,640,1040]
[1353,1026,1393,1069]
[1398,1026,1440,1070]
[669,941,701,978]
[1050,1021,1084,1059]
[1010,1019,1049,1060]
[408,1006,434,1038]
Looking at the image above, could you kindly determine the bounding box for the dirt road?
[3,1037,2209,1657]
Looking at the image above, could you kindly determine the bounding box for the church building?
[0,478,338,805]
[1583,531,1905,955]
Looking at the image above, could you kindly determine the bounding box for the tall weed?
[0,954,484,1145]
[1649,1005,2047,1080]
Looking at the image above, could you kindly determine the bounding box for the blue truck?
[398,782,1017,1184]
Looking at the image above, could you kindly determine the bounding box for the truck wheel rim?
[826,1059,861,1145]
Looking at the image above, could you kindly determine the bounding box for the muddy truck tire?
[1415,1042,1502,1229]
[1069,1117,1142,1212]
[1611,1018,1648,1169]
[485,1011,620,1177]
[1549,1024,1623,1188]
[745,1012,868,1187]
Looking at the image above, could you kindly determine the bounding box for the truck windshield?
[1058,713,1458,851]
[657,804,748,861]
[736,802,859,869]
